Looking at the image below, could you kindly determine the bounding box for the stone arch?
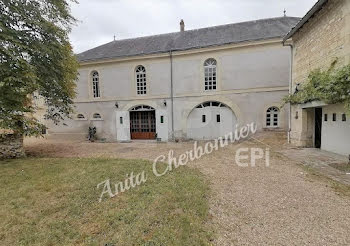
[121,102,157,140]
[183,97,242,140]
[121,100,159,112]
[181,96,243,134]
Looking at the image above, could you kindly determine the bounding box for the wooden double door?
[130,111,156,139]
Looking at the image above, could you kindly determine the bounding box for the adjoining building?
[283,0,350,156]
[48,17,300,142]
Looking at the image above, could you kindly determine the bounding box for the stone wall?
[290,0,350,146]
[0,134,25,159]
[292,0,350,85]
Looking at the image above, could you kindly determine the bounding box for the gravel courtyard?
[25,132,350,245]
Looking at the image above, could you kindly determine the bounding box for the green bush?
[284,62,350,114]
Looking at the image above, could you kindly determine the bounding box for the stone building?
[48,17,300,142]
[283,0,350,155]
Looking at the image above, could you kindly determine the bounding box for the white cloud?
[69,0,318,53]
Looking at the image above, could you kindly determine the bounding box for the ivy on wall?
[284,61,350,114]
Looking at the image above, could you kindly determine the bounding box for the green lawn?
[0,158,213,246]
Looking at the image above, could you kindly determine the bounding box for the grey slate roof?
[78,17,300,63]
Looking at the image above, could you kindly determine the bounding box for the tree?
[0,0,79,136]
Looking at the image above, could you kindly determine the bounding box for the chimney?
[180,19,185,32]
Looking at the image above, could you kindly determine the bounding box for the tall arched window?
[136,65,147,95]
[204,58,217,91]
[92,71,100,98]
[266,107,279,127]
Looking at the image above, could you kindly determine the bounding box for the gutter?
[169,50,175,141]
[78,38,286,66]
[283,41,293,144]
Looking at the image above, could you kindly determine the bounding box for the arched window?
[93,113,102,119]
[204,58,217,91]
[92,71,100,98]
[135,65,147,95]
[196,101,227,108]
[130,105,155,111]
[76,114,86,120]
[266,107,279,127]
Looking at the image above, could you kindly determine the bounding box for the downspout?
[169,50,175,141]
[283,42,293,144]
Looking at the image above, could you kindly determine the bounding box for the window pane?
[136,66,147,95]
[92,71,100,98]
[203,102,210,107]
[204,59,217,91]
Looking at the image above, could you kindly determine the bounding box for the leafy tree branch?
[0,0,79,135]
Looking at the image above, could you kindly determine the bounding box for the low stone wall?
[0,134,25,159]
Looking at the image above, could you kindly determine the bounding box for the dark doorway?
[314,108,322,148]
[130,111,156,139]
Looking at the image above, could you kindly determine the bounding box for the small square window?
[217,114,221,123]
[202,115,206,123]
[342,114,346,122]
[324,114,328,122]
[333,113,336,122]
[160,116,164,124]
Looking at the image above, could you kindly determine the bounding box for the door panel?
[130,111,156,139]
[116,111,131,141]
[187,106,236,140]
[315,108,322,148]
[156,109,168,141]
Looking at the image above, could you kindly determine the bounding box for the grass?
[301,165,350,197]
[0,158,213,246]
[329,163,350,173]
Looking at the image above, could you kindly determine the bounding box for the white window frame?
[196,101,227,108]
[92,71,100,98]
[130,105,155,111]
[76,113,87,121]
[204,58,217,91]
[266,107,279,127]
[135,65,147,95]
[91,113,103,121]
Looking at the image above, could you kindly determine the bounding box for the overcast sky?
[69,0,318,53]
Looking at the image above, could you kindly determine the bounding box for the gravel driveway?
[25,133,350,245]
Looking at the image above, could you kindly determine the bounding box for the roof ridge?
[283,0,327,42]
[182,16,300,33]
